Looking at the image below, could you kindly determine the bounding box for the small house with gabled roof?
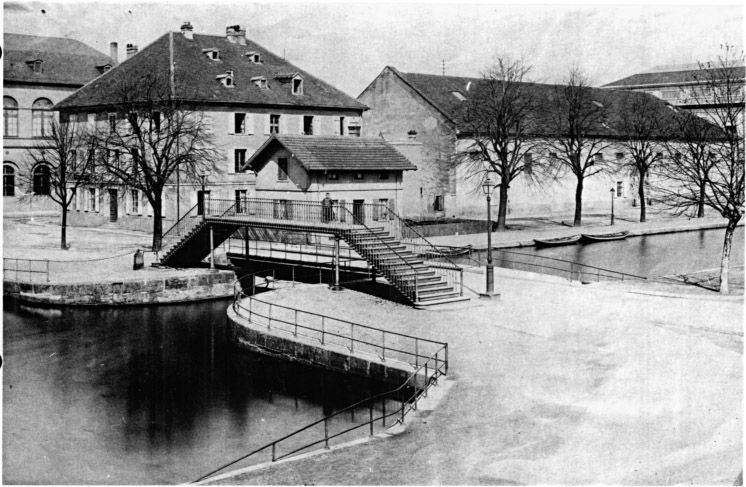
[246,135,416,217]
[55,22,367,232]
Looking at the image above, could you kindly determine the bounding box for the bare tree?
[654,111,721,218]
[690,44,744,294]
[90,72,220,250]
[615,92,667,222]
[542,69,612,226]
[23,120,96,249]
[458,58,539,230]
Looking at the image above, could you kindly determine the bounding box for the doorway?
[353,199,364,224]
[108,189,118,222]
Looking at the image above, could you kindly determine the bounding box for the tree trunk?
[637,171,647,223]
[496,182,509,231]
[718,218,738,294]
[151,193,163,251]
[60,204,68,250]
[573,176,584,226]
[697,185,706,218]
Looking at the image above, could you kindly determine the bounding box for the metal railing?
[3,258,50,282]
[193,274,448,483]
[233,282,448,369]
[466,247,647,282]
[159,202,204,255]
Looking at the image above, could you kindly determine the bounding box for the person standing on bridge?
[322,193,334,223]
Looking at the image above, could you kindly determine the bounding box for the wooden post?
[332,235,341,291]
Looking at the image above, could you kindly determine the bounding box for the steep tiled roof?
[604,66,746,88]
[3,33,114,86]
[56,31,366,111]
[383,67,699,139]
[247,135,417,172]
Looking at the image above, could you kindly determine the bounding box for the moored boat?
[581,230,630,243]
[534,235,581,247]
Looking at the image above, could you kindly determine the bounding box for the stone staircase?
[340,227,467,307]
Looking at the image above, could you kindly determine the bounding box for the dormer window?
[203,48,220,61]
[216,71,234,88]
[292,77,303,95]
[245,51,261,63]
[96,64,112,74]
[251,76,268,89]
[27,59,43,74]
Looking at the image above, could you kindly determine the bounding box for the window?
[338,116,345,135]
[379,171,389,180]
[303,116,314,135]
[3,165,16,196]
[203,49,220,60]
[270,114,280,134]
[661,90,679,100]
[377,198,389,220]
[107,149,120,168]
[292,77,303,95]
[27,60,43,73]
[4,97,18,137]
[108,113,117,133]
[152,111,161,133]
[348,119,361,137]
[252,77,268,89]
[523,153,533,175]
[32,164,51,195]
[434,195,444,212]
[354,172,364,181]
[327,172,338,181]
[32,98,54,137]
[615,152,624,160]
[549,152,558,159]
[130,190,140,215]
[277,157,288,181]
[88,188,97,211]
[234,149,247,172]
[234,113,246,134]
[616,181,624,198]
[594,153,604,162]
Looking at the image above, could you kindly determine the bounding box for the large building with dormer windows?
[55,23,367,232]
[3,33,116,204]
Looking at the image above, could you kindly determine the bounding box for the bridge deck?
[205,214,380,235]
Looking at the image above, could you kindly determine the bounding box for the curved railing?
[193,271,449,483]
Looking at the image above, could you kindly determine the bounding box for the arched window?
[32,98,54,138]
[33,164,51,195]
[4,97,18,137]
[3,164,16,196]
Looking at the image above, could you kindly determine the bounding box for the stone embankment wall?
[3,270,235,305]
[227,304,415,387]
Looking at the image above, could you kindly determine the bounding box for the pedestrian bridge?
[158,198,467,307]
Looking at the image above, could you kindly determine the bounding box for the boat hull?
[534,235,581,247]
[581,231,630,243]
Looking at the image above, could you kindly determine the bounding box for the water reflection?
[3,297,389,485]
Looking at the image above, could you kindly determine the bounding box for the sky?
[3,2,744,98]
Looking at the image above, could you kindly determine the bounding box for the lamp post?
[610,188,615,226]
[198,169,209,216]
[481,171,497,297]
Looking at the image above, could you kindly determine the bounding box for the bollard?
[133,249,144,270]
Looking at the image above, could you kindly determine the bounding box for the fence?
[194,270,448,483]
[464,247,647,282]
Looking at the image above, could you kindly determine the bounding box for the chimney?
[126,44,139,60]
[109,42,118,64]
[226,24,241,43]
[236,26,247,45]
[181,21,193,40]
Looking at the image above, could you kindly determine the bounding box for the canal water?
[2,297,391,485]
[461,227,745,278]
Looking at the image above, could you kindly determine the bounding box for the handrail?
[194,274,448,483]
[335,204,423,303]
[233,284,447,366]
[159,202,203,254]
[468,247,648,282]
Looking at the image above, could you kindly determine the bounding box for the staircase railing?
[159,203,204,255]
[335,205,423,303]
[380,206,463,296]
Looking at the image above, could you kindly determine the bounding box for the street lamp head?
[482,171,496,195]
[610,188,615,196]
